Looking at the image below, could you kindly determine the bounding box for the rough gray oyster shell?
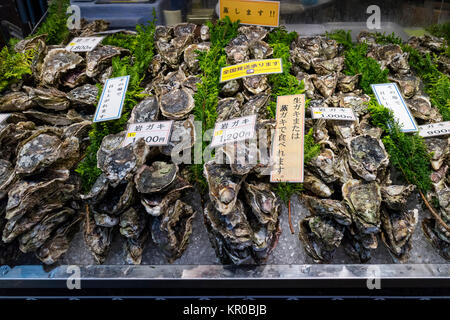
[67,84,99,106]
[302,194,352,226]
[134,161,178,194]
[84,216,112,264]
[0,91,35,112]
[24,86,70,111]
[86,45,123,78]
[311,73,338,98]
[127,96,159,124]
[40,49,84,85]
[347,134,389,182]
[159,88,195,120]
[342,179,382,235]
[407,95,443,122]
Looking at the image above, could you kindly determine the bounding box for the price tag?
[311,107,357,121]
[219,0,280,27]
[66,37,104,52]
[371,83,418,132]
[93,75,130,123]
[220,58,283,83]
[0,113,11,124]
[418,121,450,138]
[271,94,305,183]
[123,121,174,146]
[211,115,257,148]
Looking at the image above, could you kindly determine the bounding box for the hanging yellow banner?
[220,58,283,83]
[219,0,280,28]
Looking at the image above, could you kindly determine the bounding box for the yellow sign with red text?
[220,58,283,83]
[219,0,280,28]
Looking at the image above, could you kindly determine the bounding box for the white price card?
[418,121,450,138]
[0,113,11,124]
[123,121,174,147]
[93,75,130,123]
[310,107,357,121]
[66,37,104,52]
[211,115,257,148]
[371,83,418,132]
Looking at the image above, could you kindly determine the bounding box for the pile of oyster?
[201,26,283,264]
[82,23,208,264]
[0,19,112,265]
[291,31,448,262]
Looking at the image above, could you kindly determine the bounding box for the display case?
[0,0,449,297]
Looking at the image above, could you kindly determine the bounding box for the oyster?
[152,197,195,262]
[244,182,279,225]
[134,162,178,193]
[307,149,339,184]
[40,49,84,86]
[424,137,449,171]
[381,208,418,263]
[388,75,420,99]
[302,195,352,226]
[216,97,241,122]
[311,73,338,98]
[97,132,150,187]
[15,128,79,176]
[422,218,449,261]
[173,23,196,38]
[84,216,113,264]
[204,200,253,264]
[204,160,246,215]
[0,159,15,191]
[127,96,159,124]
[92,181,135,216]
[36,216,81,265]
[407,96,442,122]
[238,26,268,42]
[119,207,146,239]
[200,24,210,41]
[243,75,268,95]
[337,74,359,93]
[303,170,334,198]
[19,208,75,253]
[159,88,195,120]
[67,84,99,106]
[86,45,123,78]
[24,86,70,111]
[184,42,210,72]
[0,91,35,112]
[342,179,382,235]
[312,57,344,75]
[346,134,389,182]
[249,40,273,59]
[124,228,149,265]
[381,184,416,211]
[160,116,196,159]
[221,80,241,97]
[299,216,345,263]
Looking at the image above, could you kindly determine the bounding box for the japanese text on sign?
[220,58,283,83]
[371,83,418,132]
[271,94,305,183]
[418,121,450,138]
[310,107,357,121]
[211,115,257,148]
[219,0,280,27]
[93,75,130,123]
[123,121,174,147]
[66,37,104,52]
[0,113,11,124]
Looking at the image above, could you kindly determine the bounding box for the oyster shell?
[86,45,123,78]
[84,216,112,264]
[381,208,418,263]
[312,57,344,75]
[381,184,416,211]
[19,207,75,253]
[160,116,196,159]
[302,195,352,226]
[134,161,178,193]
[67,84,99,106]
[119,207,146,239]
[36,216,81,265]
[128,96,159,124]
[244,182,279,225]
[243,75,268,95]
[388,75,420,99]
[249,40,273,59]
[40,49,84,86]
[424,137,449,171]
[204,200,253,264]
[303,170,334,198]
[311,73,338,98]
[0,159,15,191]
[299,216,345,263]
[184,42,210,72]
[407,96,442,122]
[24,86,70,111]
[342,179,382,235]
[160,88,195,120]
[337,74,359,93]
[204,160,246,215]
[0,91,35,112]
[347,134,389,182]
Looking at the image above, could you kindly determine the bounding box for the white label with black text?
[310,107,357,121]
[211,115,257,148]
[418,121,450,138]
[66,37,104,52]
[123,121,174,146]
[371,83,418,132]
[93,75,130,123]
[0,113,11,124]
